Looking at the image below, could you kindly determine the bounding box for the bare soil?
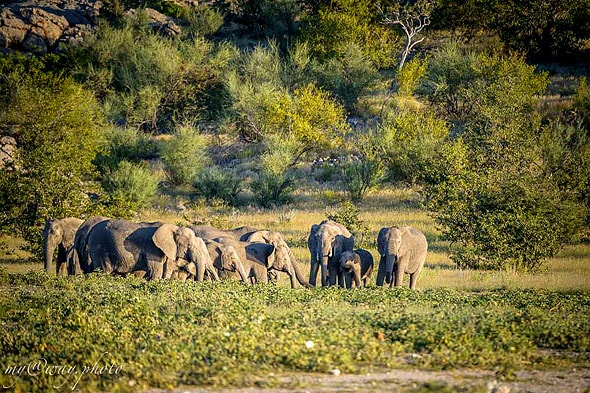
[146,367,590,393]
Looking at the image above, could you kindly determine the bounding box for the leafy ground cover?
[0,272,588,392]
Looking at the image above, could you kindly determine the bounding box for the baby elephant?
[339,249,374,288]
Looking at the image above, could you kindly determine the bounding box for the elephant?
[203,239,249,283]
[87,219,218,281]
[66,216,109,275]
[212,237,276,284]
[376,226,428,290]
[339,249,374,288]
[240,230,312,288]
[308,220,354,287]
[43,217,84,276]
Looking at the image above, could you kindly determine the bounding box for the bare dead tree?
[380,1,432,70]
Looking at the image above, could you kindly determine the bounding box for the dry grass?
[2,188,589,290]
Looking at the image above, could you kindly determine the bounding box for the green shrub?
[193,166,243,206]
[251,172,294,208]
[102,160,160,208]
[299,0,400,68]
[342,158,384,203]
[250,135,295,208]
[574,77,590,129]
[160,124,210,186]
[379,109,450,185]
[94,126,159,172]
[396,56,428,96]
[311,44,381,111]
[184,4,224,37]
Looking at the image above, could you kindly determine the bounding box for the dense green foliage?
[0,56,103,256]
[423,46,587,270]
[0,272,588,391]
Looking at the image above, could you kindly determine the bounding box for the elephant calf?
[339,249,374,288]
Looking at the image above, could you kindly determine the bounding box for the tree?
[0,56,103,257]
[424,46,586,271]
[380,0,434,70]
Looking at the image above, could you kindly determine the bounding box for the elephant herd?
[43,217,428,289]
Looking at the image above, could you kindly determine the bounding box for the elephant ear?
[377,228,389,257]
[247,243,276,268]
[153,224,178,262]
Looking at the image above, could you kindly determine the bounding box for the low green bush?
[160,125,210,186]
[193,166,243,206]
[102,160,160,208]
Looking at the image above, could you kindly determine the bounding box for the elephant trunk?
[320,255,329,287]
[236,262,250,284]
[385,254,397,286]
[288,248,312,288]
[44,236,57,274]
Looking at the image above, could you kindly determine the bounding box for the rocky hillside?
[0,0,190,54]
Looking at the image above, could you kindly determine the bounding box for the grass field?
[1,188,589,392]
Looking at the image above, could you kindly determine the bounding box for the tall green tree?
[0,57,103,256]
[424,46,587,271]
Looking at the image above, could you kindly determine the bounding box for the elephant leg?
[409,266,423,290]
[56,260,68,276]
[132,270,147,279]
[393,264,404,287]
[328,265,338,287]
[376,257,387,286]
[344,272,353,289]
[147,261,164,280]
[206,264,220,281]
[309,260,320,287]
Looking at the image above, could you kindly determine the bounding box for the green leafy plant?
[160,124,210,186]
[326,201,370,246]
[193,166,243,206]
[102,160,160,209]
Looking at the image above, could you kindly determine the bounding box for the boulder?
[0,0,102,54]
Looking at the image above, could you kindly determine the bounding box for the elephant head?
[308,220,354,287]
[152,224,218,281]
[204,239,249,283]
[376,226,428,289]
[244,230,312,288]
[43,217,83,275]
[339,250,361,287]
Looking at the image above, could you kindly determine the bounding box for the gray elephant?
[308,220,355,287]
[43,217,83,276]
[212,237,276,284]
[240,230,312,288]
[87,219,218,280]
[376,226,428,290]
[339,249,374,288]
[203,239,250,283]
[66,216,109,275]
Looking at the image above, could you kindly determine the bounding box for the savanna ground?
[1,187,589,392]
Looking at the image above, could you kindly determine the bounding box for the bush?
[94,126,159,172]
[160,124,210,186]
[89,13,229,130]
[193,166,243,206]
[379,109,450,185]
[311,44,381,111]
[102,160,160,208]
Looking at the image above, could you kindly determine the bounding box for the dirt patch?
[146,367,590,393]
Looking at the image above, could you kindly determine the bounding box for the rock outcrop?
[0,0,102,54]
